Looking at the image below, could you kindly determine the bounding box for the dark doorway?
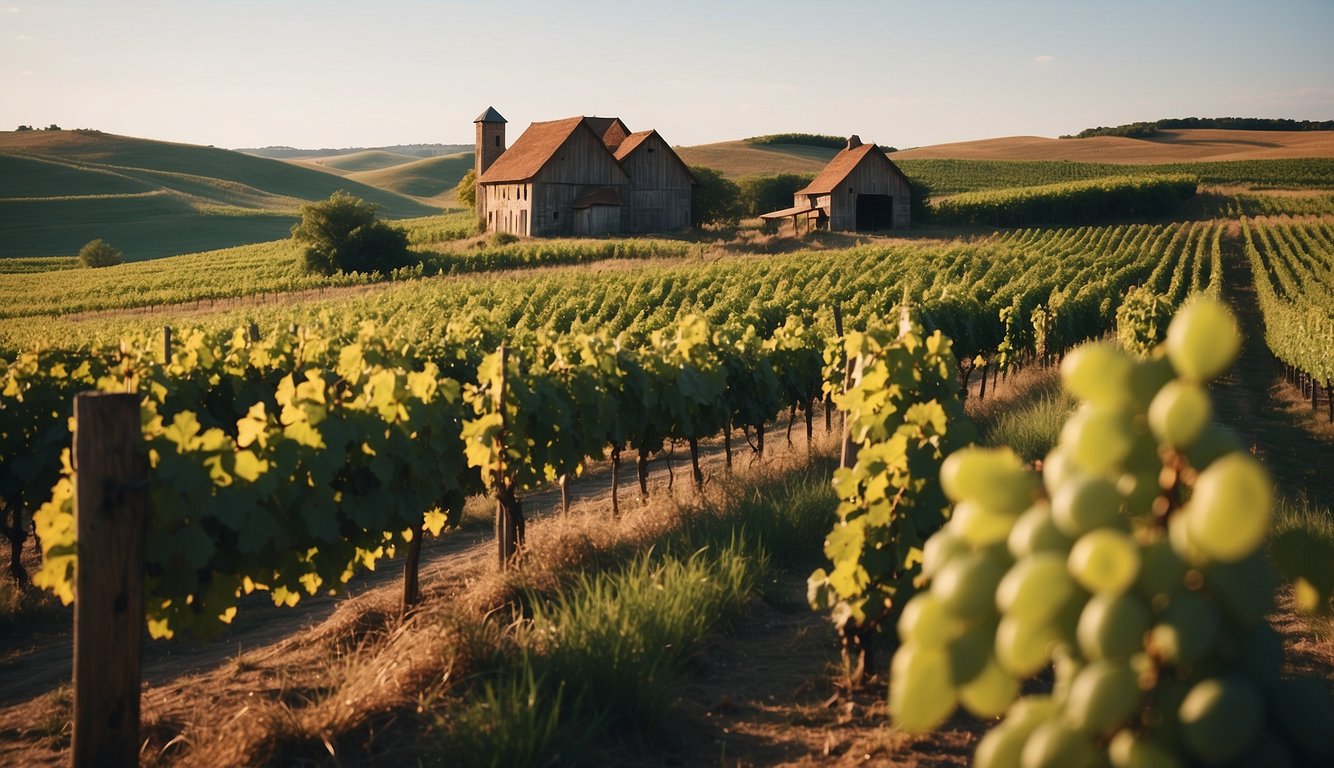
[855,194,893,231]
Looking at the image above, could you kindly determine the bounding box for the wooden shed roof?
[614,130,698,183]
[584,117,631,151]
[797,142,909,195]
[572,186,623,208]
[477,116,587,183]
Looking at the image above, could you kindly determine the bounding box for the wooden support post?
[162,326,172,364]
[610,446,621,517]
[402,521,425,615]
[73,392,147,768]
[494,345,520,570]
[839,355,862,470]
[688,437,703,489]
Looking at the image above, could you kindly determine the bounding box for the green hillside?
[347,152,474,204]
[303,149,421,173]
[675,141,837,178]
[0,130,437,260]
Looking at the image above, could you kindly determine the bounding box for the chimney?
[846,135,863,150]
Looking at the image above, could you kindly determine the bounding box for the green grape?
[997,553,1075,622]
[1178,676,1263,765]
[1068,528,1141,594]
[897,592,961,646]
[1135,535,1187,601]
[1108,730,1182,768]
[1148,591,1221,666]
[954,499,1021,547]
[889,642,957,733]
[940,446,1035,513]
[1077,592,1151,660]
[1148,380,1211,449]
[1051,475,1124,537]
[932,549,1009,618]
[1008,503,1072,559]
[1118,469,1161,518]
[1050,649,1081,704]
[1268,677,1334,758]
[1061,341,1134,407]
[1185,453,1272,563]
[1167,513,1206,566]
[949,623,996,684]
[1041,446,1077,492]
[1232,729,1295,768]
[1007,695,1058,730]
[1205,552,1277,626]
[1183,422,1243,471]
[922,527,969,579]
[1059,405,1136,475]
[1021,720,1099,768]
[995,614,1060,677]
[974,723,1028,768]
[1126,354,1176,412]
[1065,658,1142,734]
[1165,297,1241,383]
[960,657,1021,718]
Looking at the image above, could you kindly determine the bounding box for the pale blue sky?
[2,0,1332,150]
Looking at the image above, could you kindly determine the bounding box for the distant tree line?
[14,124,63,131]
[1062,117,1334,139]
[744,133,897,152]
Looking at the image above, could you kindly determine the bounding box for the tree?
[78,239,123,268]
[291,191,415,276]
[44,124,61,131]
[455,168,477,209]
[15,125,32,132]
[689,166,743,227]
[738,173,815,216]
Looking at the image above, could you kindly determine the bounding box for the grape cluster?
[890,298,1334,767]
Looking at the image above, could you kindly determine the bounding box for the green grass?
[436,462,836,766]
[304,149,419,173]
[349,152,474,201]
[979,387,1076,462]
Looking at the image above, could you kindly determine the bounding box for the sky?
[2,0,1332,151]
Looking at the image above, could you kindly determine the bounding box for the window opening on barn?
[554,210,560,221]
[494,135,500,147]
[848,187,854,195]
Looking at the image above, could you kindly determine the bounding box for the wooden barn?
[473,107,694,237]
[761,136,912,233]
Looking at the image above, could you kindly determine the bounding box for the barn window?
[554,211,560,221]
[494,135,500,147]
[848,187,854,195]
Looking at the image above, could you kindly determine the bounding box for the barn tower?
[474,106,507,217]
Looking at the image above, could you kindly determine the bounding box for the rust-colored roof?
[572,186,623,208]
[584,117,631,151]
[759,204,820,220]
[478,116,585,183]
[797,143,909,194]
[614,130,698,183]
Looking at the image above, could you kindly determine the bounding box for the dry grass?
[893,129,1334,164]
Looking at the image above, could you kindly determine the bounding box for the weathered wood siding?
[574,204,621,235]
[827,154,912,231]
[483,183,533,236]
[530,126,630,236]
[619,133,693,232]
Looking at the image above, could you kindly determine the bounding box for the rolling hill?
[0,130,437,260]
[674,141,837,178]
[345,153,475,206]
[891,129,1334,164]
[295,149,425,174]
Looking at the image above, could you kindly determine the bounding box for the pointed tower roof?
[474,106,507,123]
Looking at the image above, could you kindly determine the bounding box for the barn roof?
[474,106,507,123]
[797,142,909,195]
[584,117,631,151]
[614,130,698,183]
[477,116,587,183]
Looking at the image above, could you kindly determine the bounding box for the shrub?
[737,173,815,216]
[455,168,477,209]
[77,239,123,268]
[689,166,743,227]
[489,231,519,247]
[292,191,416,276]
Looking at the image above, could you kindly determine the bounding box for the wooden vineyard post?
[839,354,862,470]
[402,520,426,615]
[72,392,147,768]
[493,346,524,569]
[162,326,172,364]
[827,304,844,434]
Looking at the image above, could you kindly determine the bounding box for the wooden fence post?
[73,392,147,768]
[162,326,172,364]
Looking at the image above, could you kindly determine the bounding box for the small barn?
[473,107,694,237]
[761,136,912,233]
